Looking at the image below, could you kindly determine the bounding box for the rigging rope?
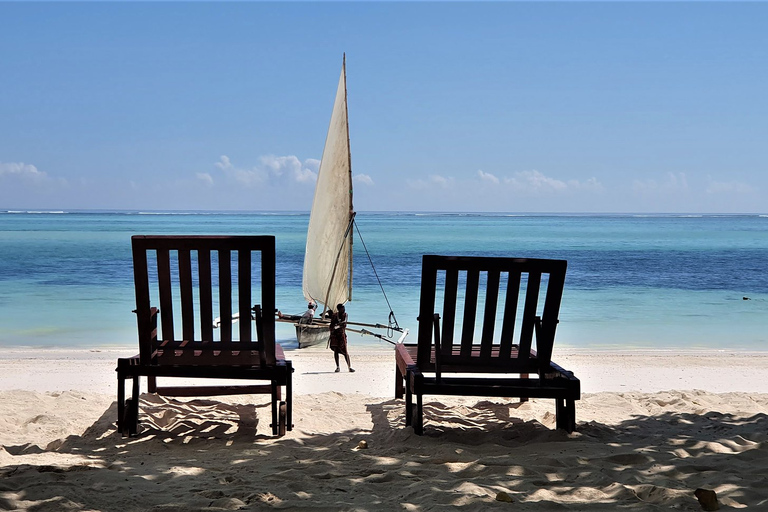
[353,220,400,330]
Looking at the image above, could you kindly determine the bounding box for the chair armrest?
[395,343,418,378]
[275,343,286,362]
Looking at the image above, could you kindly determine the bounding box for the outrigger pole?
[346,326,410,345]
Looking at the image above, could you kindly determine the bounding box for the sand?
[2,345,768,510]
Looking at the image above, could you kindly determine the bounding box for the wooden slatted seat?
[116,235,293,437]
[395,255,579,435]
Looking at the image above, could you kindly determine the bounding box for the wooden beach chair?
[116,235,293,437]
[395,255,579,435]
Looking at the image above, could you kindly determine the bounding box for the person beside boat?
[277,301,317,324]
[329,304,354,373]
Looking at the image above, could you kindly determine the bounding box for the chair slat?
[132,244,152,364]
[238,248,252,345]
[178,248,194,343]
[218,249,232,345]
[518,271,541,358]
[441,268,458,354]
[460,269,480,358]
[538,270,566,366]
[499,271,521,360]
[156,249,174,343]
[480,270,500,359]
[417,256,439,366]
[198,250,214,343]
[260,239,277,365]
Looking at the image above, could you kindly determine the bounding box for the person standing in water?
[329,303,354,372]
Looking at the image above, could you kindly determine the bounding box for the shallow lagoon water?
[1,210,765,351]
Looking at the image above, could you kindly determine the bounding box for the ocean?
[1,210,766,351]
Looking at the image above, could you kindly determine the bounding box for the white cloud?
[212,154,318,187]
[214,155,232,170]
[259,155,317,184]
[477,169,499,185]
[504,170,567,192]
[568,176,604,192]
[406,170,602,204]
[407,174,455,191]
[235,167,268,186]
[0,162,49,183]
[294,167,316,184]
[353,173,374,186]
[430,174,453,188]
[479,169,602,194]
[196,172,214,187]
[0,162,69,193]
[260,155,297,177]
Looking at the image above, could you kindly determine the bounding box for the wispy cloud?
[212,154,318,187]
[196,172,214,187]
[505,170,567,192]
[214,155,233,171]
[353,173,374,186]
[498,170,603,194]
[477,169,499,184]
[407,174,455,190]
[0,162,58,184]
[260,155,317,184]
[431,174,454,188]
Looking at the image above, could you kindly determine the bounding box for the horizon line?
[2,208,767,217]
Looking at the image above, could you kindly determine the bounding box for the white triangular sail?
[302,57,354,312]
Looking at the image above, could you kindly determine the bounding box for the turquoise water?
[0,211,766,351]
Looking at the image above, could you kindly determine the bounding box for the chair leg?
[147,375,157,394]
[286,363,293,431]
[413,393,424,435]
[270,381,279,436]
[129,375,140,436]
[405,389,412,426]
[117,370,126,435]
[278,401,287,437]
[519,373,529,403]
[555,398,576,433]
[395,364,404,399]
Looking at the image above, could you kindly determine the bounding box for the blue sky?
[1,2,766,213]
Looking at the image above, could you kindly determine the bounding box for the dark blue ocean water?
[1,210,766,350]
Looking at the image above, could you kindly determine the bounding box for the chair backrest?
[132,235,276,367]
[417,255,567,375]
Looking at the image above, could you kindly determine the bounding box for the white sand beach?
[3,346,768,510]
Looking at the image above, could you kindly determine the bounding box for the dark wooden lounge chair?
[395,255,579,435]
[117,235,293,437]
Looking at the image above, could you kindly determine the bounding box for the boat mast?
[344,53,354,302]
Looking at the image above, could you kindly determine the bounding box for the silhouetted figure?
[329,303,354,372]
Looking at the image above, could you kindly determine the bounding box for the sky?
[1,2,766,214]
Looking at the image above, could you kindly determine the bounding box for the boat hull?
[296,323,329,349]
